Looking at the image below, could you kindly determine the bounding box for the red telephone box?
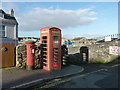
[40,27,62,71]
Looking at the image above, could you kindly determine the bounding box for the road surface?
[35,63,120,89]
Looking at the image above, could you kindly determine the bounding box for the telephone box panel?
[40,27,61,71]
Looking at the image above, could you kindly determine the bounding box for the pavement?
[1,65,84,89]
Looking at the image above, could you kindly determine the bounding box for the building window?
[0,25,5,37]
[0,13,4,18]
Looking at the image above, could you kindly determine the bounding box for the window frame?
[0,25,6,37]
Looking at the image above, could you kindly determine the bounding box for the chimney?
[9,9,14,17]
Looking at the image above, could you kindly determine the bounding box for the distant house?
[18,37,40,43]
[0,9,18,45]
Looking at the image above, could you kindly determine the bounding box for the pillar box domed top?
[25,41,36,44]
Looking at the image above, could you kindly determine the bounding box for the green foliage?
[90,59,120,64]
[62,56,70,66]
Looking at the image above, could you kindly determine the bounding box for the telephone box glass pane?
[42,41,47,43]
[54,41,59,43]
[43,63,47,66]
[43,59,47,62]
[42,36,47,39]
[53,36,59,40]
[42,44,47,47]
[54,44,59,47]
[43,52,47,55]
[43,56,47,58]
[54,48,58,50]
[43,48,47,51]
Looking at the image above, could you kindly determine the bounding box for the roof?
[40,26,61,31]
[2,18,18,25]
[0,9,18,24]
[0,9,5,14]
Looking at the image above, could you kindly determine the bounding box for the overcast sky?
[1,1,118,39]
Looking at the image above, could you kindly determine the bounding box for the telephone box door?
[40,27,62,71]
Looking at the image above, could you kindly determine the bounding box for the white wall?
[5,24,16,39]
[2,24,18,46]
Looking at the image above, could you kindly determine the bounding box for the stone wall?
[88,40,119,63]
[16,43,41,69]
[68,40,120,64]
[16,40,120,68]
[16,43,68,68]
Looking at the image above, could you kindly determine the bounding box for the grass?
[0,66,19,70]
[89,59,120,64]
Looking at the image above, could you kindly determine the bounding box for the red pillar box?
[25,41,36,70]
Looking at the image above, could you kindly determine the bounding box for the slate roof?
[0,9,18,25]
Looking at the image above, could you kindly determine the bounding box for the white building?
[0,9,18,45]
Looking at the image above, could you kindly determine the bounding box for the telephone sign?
[51,31,60,33]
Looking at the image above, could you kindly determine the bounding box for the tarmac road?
[37,63,120,89]
[2,59,118,89]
